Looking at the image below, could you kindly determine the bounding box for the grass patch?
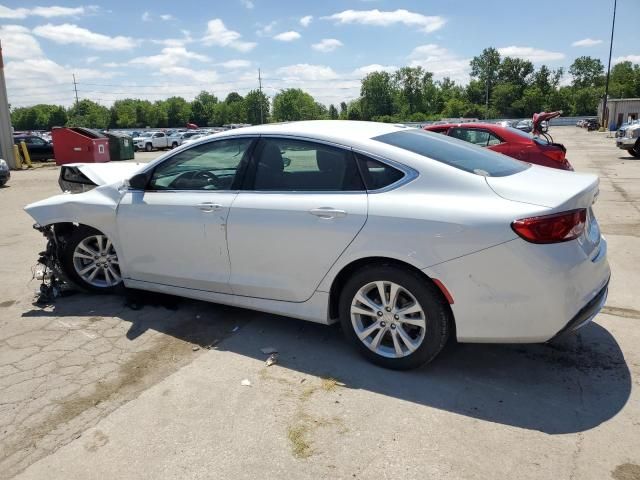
[287,424,312,458]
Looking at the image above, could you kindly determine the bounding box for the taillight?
[512,209,587,244]
[543,148,565,162]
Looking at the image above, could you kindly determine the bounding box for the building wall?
[598,99,640,129]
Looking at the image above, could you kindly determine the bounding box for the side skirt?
[124,279,333,325]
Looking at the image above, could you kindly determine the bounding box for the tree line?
[11,48,640,131]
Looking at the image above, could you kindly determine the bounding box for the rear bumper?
[549,279,608,341]
[426,235,610,343]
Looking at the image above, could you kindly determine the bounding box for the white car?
[25,121,610,369]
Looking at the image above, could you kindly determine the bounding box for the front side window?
[148,138,253,191]
[373,128,529,177]
[252,138,364,191]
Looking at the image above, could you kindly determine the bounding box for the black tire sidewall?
[145,143,152,152]
[60,226,122,294]
[339,265,450,370]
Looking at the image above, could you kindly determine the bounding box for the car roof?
[209,120,407,145]
[425,122,503,130]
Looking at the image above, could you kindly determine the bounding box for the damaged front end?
[33,223,75,304]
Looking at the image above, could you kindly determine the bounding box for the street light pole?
[601,0,617,130]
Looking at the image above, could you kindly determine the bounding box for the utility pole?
[72,73,79,106]
[601,0,617,130]
[258,68,264,124]
[0,40,16,169]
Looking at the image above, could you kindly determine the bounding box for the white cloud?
[276,63,338,81]
[273,31,301,42]
[85,55,99,64]
[202,19,257,52]
[408,44,470,84]
[572,38,602,47]
[497,46,565,62]
[256,21,277,37]
[0,25,43,58]
[312,38,343,53]
[0,4,87,19]
[352,64,397,76]
[219,59,251,69]
[141,11,151,22]
[241,0,254,9]
[300,15,313,27]
[324,9,446,33]
[130,47,209,68]
[159,14,173,21]
[613,55,640,64]
[153,30,194,47]
[33,23,137,50]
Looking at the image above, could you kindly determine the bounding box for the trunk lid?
[485,164,599,211]
[533,110,562,135]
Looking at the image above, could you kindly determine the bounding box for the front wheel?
[339,265,451,370]
[60,226,123,293]
[145,143,152,152]
[630,141,640,158]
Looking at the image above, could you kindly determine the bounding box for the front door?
[227,137,368,302]
[117,137,255,292]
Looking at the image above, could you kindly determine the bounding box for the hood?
[67,162,145,186]
[532,111,562,135]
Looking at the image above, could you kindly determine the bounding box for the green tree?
[498,57,534,88]
[569,56,604,88]
[470,47,501,108]
[360,71,394,120]
[272,88,318,121]
[339,101,348,119]
[111,99,137,128]
[243,89,269,124]
[191,91,218,126]
[67,99,110,129]
[328,104,338,119]
[163,97,191,127]
[609,61,640,98]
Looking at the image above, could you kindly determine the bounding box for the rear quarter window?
[373,129,529,177]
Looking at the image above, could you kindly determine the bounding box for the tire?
[145,143,152,152]
[171,142,178,149]
[631,141,640,158]
[60,226,123,293]
[339,264,451,370]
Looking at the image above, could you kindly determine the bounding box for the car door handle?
[197,202,222,212]
[309,207,347,219]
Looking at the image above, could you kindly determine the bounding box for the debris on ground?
[265,353,278,367]
[232,326,240,332]
[241,379,252,387]
[192,346,200,351]
[260,347,278,354]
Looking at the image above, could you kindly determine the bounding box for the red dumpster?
[52,127,110,166]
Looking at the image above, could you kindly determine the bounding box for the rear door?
[226,137,368,302]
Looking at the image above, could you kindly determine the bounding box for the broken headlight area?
[32,224,77,305]
[59,166,97,193]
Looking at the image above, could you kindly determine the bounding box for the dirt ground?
[0,127,639,480]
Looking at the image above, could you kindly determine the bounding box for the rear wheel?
[171,142,178,149]
[339,265,451,369]
[60,226,123,293]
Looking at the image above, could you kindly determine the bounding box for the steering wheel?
[169,170,220,189]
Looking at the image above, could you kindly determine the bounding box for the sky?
[1,0,639,108]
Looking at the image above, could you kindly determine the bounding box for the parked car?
[13,134,55,161]
[515,119,533,133]
[132,131,173,152]
[584,118,600,131]
[25,121,609,369]
[0,159,10,186]
[423,122,572,170]
[616,120,640,157]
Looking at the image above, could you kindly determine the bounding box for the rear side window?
[373,129,529,177]
[252,138,364,191]
[354,153,404,190]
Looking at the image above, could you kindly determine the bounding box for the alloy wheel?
[72,234,121,288]
[350,281,427,358]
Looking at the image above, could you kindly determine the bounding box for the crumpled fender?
[24,183,124,245]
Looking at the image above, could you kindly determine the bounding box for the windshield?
[139,132,152,137]
[373,129,529,177]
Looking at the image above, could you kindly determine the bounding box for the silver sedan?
[25,121,610,369]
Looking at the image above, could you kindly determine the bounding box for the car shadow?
[22,290,631,435]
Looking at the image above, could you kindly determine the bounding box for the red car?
[423,112,572,171]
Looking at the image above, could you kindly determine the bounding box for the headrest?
[317,149,343,173]
[260,143,284,171]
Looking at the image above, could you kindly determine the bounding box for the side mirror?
[128,172,150,190]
